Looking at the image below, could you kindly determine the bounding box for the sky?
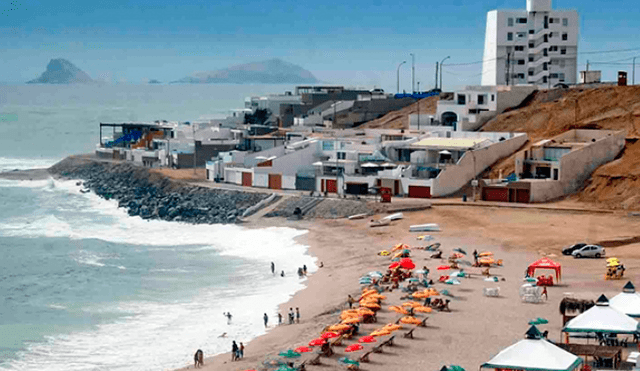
[1,0,639,90]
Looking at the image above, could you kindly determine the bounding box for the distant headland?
[27,58,94,84]
[173,58,319,84]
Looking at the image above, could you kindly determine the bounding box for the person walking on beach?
[296,307,300,324]
[263,313,269,328]
[224,312,232,324]
[231,341,238,361]
[473,250,479,265]
[288,308,294,324]
[542,286,548,300]
[347,294,354,309]
[278,312,282,325]
[271,262,275,275]
[194,349,204,368]
[239,342,244,359]
[303,265,307,275]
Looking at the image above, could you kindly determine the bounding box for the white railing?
[528,55,550,69]
[528,70,550,84]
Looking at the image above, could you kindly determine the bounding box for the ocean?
[0,84,314,370]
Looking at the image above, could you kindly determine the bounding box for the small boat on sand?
[348,213,368,220]
[369,218,391,227]
[409,223,440,232]
[381,212,404,221]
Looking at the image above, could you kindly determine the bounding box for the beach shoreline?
[175,205,640,371]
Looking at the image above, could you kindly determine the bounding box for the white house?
[435,85,537,131]
[481,0,579,87]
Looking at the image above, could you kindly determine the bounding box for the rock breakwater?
[49,157,269,224]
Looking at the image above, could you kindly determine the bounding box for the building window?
[559,73,565,81]
[549,18,554,24]
[562,18,568,26]
[543,62,548,70]
[516,32,526,39]
[518,59,525,65]
[457,94,466,105]
[562,33,568,41]
[517,73,525,79]
[517,18,527,24]
[507,32,513,41]
[549,32,553,38]
[543,48,548,57]
[337,152,346,160]
[478,95,485,105]
[508,18,514,27]
[491,94,495,102]
[549,46,558,52]
[543,76,548,83]
[528,56,534,62]
[528,70,534,76]
[529,29,534,34]
[561,47,567,55]
[515,45,524,51]
[529,42,534,48]
[550,73,558,78]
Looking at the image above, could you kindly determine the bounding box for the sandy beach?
[176,204,640,371]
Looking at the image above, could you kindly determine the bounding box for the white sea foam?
[0,175,315,371]
[0,157,59,172]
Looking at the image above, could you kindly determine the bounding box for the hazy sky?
[1,0,639,90]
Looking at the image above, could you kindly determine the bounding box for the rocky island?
[27,58,94,84]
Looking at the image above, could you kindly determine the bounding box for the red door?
[408,186,431,198]
[325,179,337,193]
[482,188,508,202]
[515,189,530,203]
[394,180,400,195]
[242,172,252,187]
[268,174,282,190]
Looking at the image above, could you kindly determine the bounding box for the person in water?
[281,270,285,277]
[224,312,232,324]
[194,349,203,368]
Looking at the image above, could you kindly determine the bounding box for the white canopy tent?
[482,326,583,371]
[563,295,639,335]
[609,282,640,318]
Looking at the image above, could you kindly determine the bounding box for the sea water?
[0,84,312,370]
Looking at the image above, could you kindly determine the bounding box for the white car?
[572,245,605,258]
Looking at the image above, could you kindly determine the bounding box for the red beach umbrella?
[437,265,451,270]
[358,335,377,343]
[345,343,364,352]
[309,338,327,346]
[389,262,400,269]
[321,331,340,339]
[400,259,416,270]
[294,346,312,353]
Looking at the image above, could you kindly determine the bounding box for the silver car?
[572,245,605,258]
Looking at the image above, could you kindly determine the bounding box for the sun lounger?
[404,328,416,339]
[418,317,429,327]
[372,344,384,353]
[358,351,372,363]
[318,343,334,357]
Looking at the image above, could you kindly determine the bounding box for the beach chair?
[330,334,345,346]
[383,335,396,346]
[418,317,429,327]
[372,344,384,353]
[358,351,372,363]
[318,343,334,357]
[404,328,416,339]
[308,354,322,365]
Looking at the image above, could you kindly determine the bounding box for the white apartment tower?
[481,0,578,87]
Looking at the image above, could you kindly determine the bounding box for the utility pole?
[435,62,439,90]
[439,56,450,92]
[412,54,416,93]
[192,123,197,175]
[586,60,589,72]
[396,61,407,94]
[633,57,637,85]
[506,53,511,86]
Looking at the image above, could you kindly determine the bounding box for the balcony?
[528,27,547,40]
[528,55,550,69]
[528,70,550,85]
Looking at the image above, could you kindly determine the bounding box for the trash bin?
[462,194,467,202]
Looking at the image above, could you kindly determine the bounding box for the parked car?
[562,243,587,255]
[572,245,605,258]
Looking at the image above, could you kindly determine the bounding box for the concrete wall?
[254,143,318,177]
[529,131,625,202]
[283,175,296,190]
[431,133,528,197]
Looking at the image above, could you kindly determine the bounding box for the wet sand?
[177,205,640,371]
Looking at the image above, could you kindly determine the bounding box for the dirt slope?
[358,95,439,129]
[480,85,640,210]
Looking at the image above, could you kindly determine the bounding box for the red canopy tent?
[527,257,561,281]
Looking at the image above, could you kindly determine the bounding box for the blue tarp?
[394,91,440,99]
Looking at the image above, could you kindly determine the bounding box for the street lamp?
[410,53,415,93]
[439,56,450,92]
[396,61,407,94]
